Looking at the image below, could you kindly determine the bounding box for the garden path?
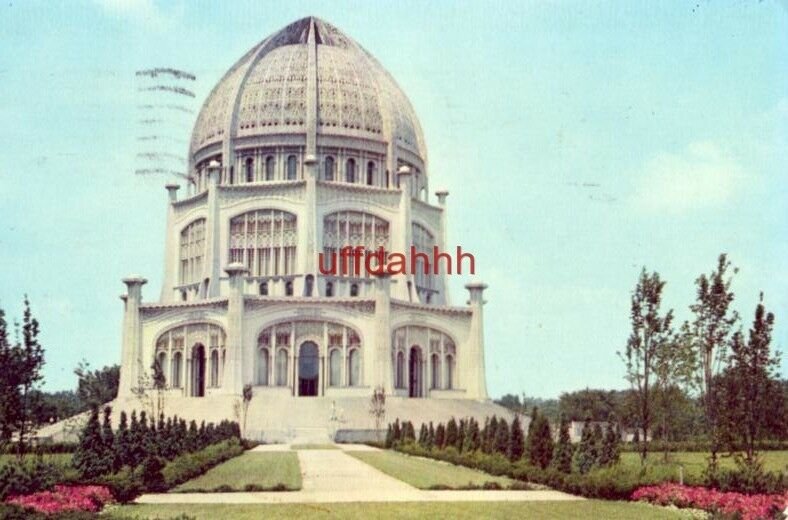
[136,445,582,504]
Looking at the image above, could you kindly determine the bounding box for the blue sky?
[0,1,785,398]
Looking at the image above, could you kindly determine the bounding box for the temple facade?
[116,18,494,434]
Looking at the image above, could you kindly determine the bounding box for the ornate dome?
[190,17,426,172]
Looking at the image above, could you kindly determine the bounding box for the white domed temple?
[112,17,513,441]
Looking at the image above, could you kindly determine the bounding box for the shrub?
[527,414,553,469]
[435,423,445,449]
[508,416,525,462]
[574,417,596,474]
[494,418,509,456]
[552,415,574,473]
[704,456,786,495]
[72,407,112,479]
[100,466,142,504]
[598,420,621,467]
[445,418,458,448]
[139,454,166,493]
[0,458,71,501]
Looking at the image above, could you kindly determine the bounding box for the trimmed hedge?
[1,442,77,455]
[161,439,245,489]
[395,442,786,499]
[619,440,788,453]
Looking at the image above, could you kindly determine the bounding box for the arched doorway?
[298,341,319,397]
[191,344,206,397]
[409,346,422,398]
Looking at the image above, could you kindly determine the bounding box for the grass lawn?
[173,452,301,492]
[290,444,339,450]
[107,500,688,519]
[348,450,515,489]
[619,450,788,481]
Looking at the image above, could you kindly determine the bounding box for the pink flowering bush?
[6,484,113,515]
[632,483,787,520]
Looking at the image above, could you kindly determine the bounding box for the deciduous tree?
[620,269,673,464]
[688,254,738,464]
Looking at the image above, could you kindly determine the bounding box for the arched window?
[324,156,335,181]
[171,351,182,388]
[322,211,390,279]
[257,348,269,385]
[366,161,375,185]
[329,349,341,386]
[259,282,268,296]
[396,351,405,388]
[210,350,219,387]
[229,210,297,276]
[276,348,288,386]
[285,281,293,296]
[156,352,168,386]
[287,155,297,180]
[345,158,356,183]
[446,354,454,389]
[385,170,390,188]
[350,283,359,297]
[156,323,224,391]
[348,349,360,386]
[325,282,333,297]
[179,219,206,285]
[304,275,314,297]
[245,157,254,182]
[265,156,275,180]
[431,353,440,389]
[412,223,436,296]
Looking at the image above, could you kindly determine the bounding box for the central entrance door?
[298,341,319,396]
[409,346,422,398]
[191,344,206,397]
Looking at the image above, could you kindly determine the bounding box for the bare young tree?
[241,384,253,439]
[369,386,386,442]
[151,359,167,419]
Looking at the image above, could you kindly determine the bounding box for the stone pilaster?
[394,165,413,301]
[160,184,179,302]
[435,189,450,305]
[464,281,489,400]
[118,276,147,397]
[205,161,222,298]
[373,273,393,393]
[224,263,247,394]
[298,154,318,296]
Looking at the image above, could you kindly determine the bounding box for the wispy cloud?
[91,0,176,30]
[631,141,744,214]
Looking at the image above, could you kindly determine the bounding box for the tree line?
[386,408,622,475]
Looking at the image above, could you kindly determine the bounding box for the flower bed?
[6,484,113,515]
[632,483,786,520]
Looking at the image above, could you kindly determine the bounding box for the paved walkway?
[137,445,582,504]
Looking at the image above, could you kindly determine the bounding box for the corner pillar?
[223,263,247,394]
[464,281,489,400]
[118,276,147,397]
[373,273,393,393]
[161,184,180,302]
[205,161,222,298]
